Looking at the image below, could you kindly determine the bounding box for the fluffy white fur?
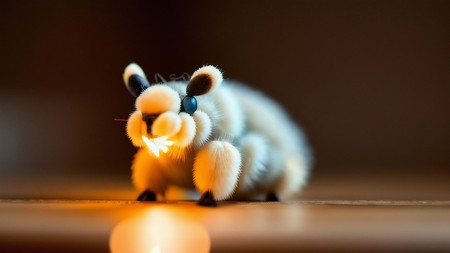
[123,63,147,87]
[193,141,241,200]
[192,110,212,147]
[236,133,269,191]
[125,64,313,202]
[136,85,181,114]
[212,87,245,139]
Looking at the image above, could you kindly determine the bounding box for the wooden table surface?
[1,200,449,253]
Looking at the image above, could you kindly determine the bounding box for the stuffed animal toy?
[123,63,312,206]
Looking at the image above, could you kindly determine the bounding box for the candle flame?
[142,136,174,157]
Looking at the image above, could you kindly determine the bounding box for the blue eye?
[181,96,197,115]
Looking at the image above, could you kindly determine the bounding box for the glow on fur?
[142,136,173,157]
[152,111,181,137]
[136,85,181,114]
[193,141,242,200]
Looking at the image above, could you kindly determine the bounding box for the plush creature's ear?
[123,63,150,97]
[186,66,223,96]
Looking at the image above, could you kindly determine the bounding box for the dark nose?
[142,113,159,133]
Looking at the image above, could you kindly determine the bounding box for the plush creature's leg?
[236,133,269,192]
[137,190,156,201]
[266,192,279,201]
[198,190,217,207]
[132,148,168,201]
[274,154,309,200]
[193,141,241,206]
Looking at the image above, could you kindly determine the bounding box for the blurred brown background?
[0,0,449,200]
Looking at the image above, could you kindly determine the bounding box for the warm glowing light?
[110,207,210,253]
[150,245,161,253]
[142,136,174,157]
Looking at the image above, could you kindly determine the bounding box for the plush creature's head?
[124,63,222,157]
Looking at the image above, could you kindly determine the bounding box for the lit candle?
[142,136,174,157]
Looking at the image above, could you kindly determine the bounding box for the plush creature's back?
[218,82,313,199]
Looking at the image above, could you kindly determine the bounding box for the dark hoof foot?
[137,190,156,201]
[197,191,217,207]
[266,192,279,202]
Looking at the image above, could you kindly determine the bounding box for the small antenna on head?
[154,73,167,83]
